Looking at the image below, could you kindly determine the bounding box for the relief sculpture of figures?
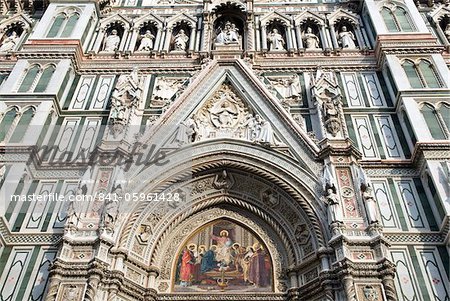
[108,68,142,137]
[103,29,121,52]
[267,29,285,51]
[137,30,155,51]
[268,75,302,108]
[338,26,356,49]
[215,21,240,45]
[303,27,320,49]
[173,29,189,51]
[0,31,19,52]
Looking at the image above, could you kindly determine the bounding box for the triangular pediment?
[294,11,325,26]
[260,11,291,26]
[100,13,131,29]
[0,13,34,31]
[328,9,359,25]
[137,60,321,177]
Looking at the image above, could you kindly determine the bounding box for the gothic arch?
[115,141,328,277]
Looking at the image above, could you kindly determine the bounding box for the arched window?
[394,7,413,32]
[381,6,414,32]
[47,11,80,38]
[61,14,80,37]
[18,65,40,92]
[18,64,56,93]
[418,60,440,88]
[402,60,422,88]
[0,109,18,141]
[421,104,445,139]
[439,104,450,130]
[9,107,35,143]
[381,8,399,32]
[34,65,55,92]
[402,60,441,89]
[47,14,66,38]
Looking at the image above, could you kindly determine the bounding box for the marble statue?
[267,29,285,51]
[272,75,301,100]
[303,27,320,49]
[216,21,240,45]
[174,119,196,145]
[324,185,343,223]
[137,30,155,51]
[363,185,379,224]
[0,31,19,52]
[103,29,121,52]
[173,29,189,51]
[338,26,356,49]
[256,115,276,145]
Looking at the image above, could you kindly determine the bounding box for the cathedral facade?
[0,0,449,300]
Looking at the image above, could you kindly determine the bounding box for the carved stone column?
[343,275,357,301]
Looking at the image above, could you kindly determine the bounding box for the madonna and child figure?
[175,220,272,292]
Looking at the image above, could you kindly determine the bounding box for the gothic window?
[47,12,80,38]
[381,6,414,32]
[9,107,35,143]
[402,60,422,88]
[402,60,441,89]
[439,103,450,130]
[34,65,56,92]
[18,65,40,92]
[420,104,446,139]
[18,64,56,93]
[61,14,80,37]
[0,108,18,141]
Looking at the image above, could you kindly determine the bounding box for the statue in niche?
[215,21,240,45]
[363,286,379,301]
[324,184,343,224]
[267,28,285,51]
[338,26,356,49]
[320,88,342,137]
[0,31,19,52]
[173,29,189,51]
[445,23,450,42]
[303,27,320,49]
[137,30,155,51]
[103,29,121,52]
[362,185,379,224]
